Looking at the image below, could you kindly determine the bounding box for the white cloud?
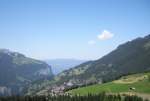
[98,30,114,40]
[88,40,96,45]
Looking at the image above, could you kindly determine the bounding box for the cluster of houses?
[49,79,103,95]
[50,81,74,95]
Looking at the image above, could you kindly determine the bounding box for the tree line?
[0,93,149,101]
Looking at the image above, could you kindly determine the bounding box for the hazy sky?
[0,0,150,60]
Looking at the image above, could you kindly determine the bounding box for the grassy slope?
[69,72,150,95]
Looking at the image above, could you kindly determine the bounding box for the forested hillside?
[55,35,150,84]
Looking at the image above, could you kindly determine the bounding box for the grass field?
[68,72,150,96]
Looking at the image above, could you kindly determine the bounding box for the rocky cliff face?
[0,49,53,96]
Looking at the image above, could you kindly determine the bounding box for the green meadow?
[69,72,150,95]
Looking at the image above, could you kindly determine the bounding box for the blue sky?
[0,0,150,60]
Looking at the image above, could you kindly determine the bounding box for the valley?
[0,35,150,101]
[45,59,86,74]
[0,0,150,100]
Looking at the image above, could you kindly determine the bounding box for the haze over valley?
[45,59,86,74]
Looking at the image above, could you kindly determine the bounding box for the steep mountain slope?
[45,59,86,74]
[0,49,53,96]
[52,34,150,86]
[27,34,150,95]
